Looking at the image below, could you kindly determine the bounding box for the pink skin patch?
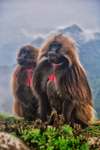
[25,69,33,87]
[48,74,56,82]
[48,63,63,82]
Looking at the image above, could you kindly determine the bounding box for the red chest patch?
[48,74,57,82]
[25,69,33,87]
[48,63,63,82]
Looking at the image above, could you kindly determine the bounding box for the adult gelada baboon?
[32,34,95,127]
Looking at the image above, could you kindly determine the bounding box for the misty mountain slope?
[0,24,100,117]
[0,66,13,113]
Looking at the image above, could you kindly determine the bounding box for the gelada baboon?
[32,34,95,127]
[11,45,39,120]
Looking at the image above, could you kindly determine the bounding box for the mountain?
[57,24,84,44]
[0,24,100,117]
[59,24,83,33]
[31,35,45,48]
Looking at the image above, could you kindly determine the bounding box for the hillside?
[0,113,100,150]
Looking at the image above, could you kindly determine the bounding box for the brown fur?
[32,35,95,127]
[11,45,39,120]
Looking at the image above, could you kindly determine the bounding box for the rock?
[0,132,30,150]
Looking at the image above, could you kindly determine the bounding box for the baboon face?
[47,41,69,66]
[17,45,37,67]
[39,35,77,68]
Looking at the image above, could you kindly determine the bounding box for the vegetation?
[0,113,100,150]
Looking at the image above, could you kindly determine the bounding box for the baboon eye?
[49,42,62,52]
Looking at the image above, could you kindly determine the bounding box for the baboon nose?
[48,51,56,58]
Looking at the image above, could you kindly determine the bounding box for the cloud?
[81,30,96,42]
[21,28,34,39]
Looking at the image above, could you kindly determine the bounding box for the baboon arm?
[62,100,75,124]
[39,94,49,121]
[12,99,23,117]
[16,86,31,104]
[11,68,31,104]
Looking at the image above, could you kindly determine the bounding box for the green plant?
[20,125,89,150]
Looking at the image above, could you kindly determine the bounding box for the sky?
[0,0,100,34]
[0,0,100,65]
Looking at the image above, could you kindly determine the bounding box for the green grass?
[84,125,100,137]
[0,112,22,121]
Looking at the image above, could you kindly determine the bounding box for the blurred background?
[0,0,100,117]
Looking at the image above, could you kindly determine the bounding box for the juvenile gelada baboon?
[11,45,39,120]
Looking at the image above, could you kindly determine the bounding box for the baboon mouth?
[49,55,69,66]
[17,58,35,67]
[48,54,64,63]
[49,58,64,67]
[17,58,24,65]
[52,62,64,69]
